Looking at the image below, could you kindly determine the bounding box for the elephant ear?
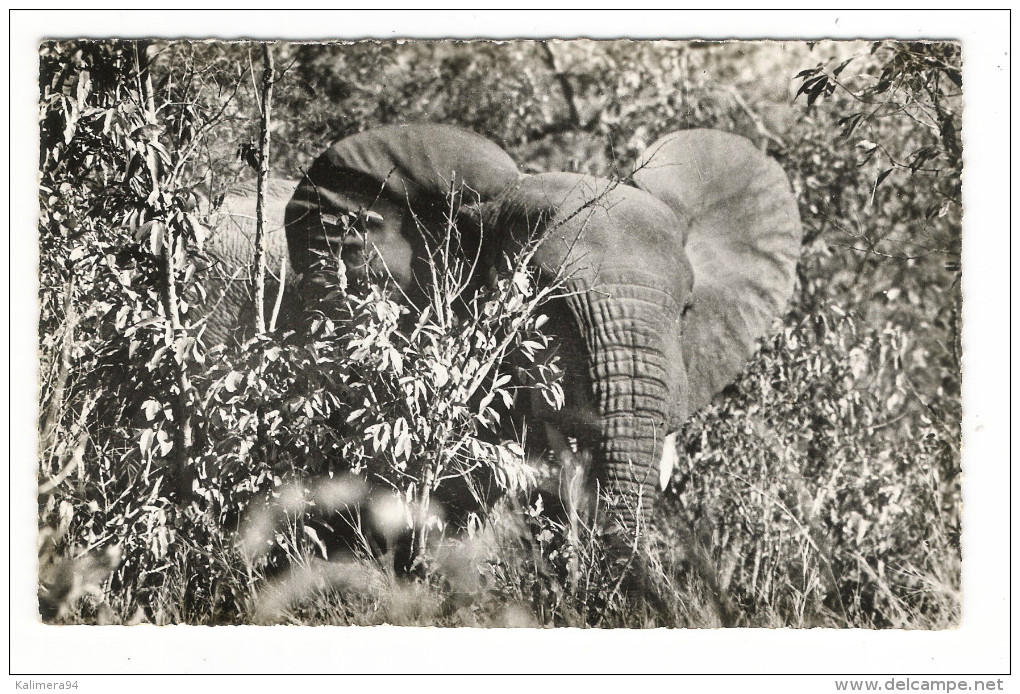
[633,129,802,412]
[286,124,520,274]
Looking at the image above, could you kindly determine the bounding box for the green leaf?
[499,389,514,409]
[145,345,167,371]
[186,213,207,251]
[75,69,91,104]
[832,57,855,77]
[478,392,495,415]
[139,428,155,456]
[432,362,449,388]
[224,371,244,393]
[148,221,166,256]
[156,429,173,457]
[142,399,162,422]
[303,526,329,560]
[62,97,78,144]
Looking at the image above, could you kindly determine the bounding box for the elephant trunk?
[565,274,680,540]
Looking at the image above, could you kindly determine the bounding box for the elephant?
[273,123,803,551]
[199,177,299,347]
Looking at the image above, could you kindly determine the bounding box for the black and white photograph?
[10,8,1010,681]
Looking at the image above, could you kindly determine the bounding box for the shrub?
[669,308,960,627]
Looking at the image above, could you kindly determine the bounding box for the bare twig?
[269,254,287,333]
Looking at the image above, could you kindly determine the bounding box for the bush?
[668,308,959,627]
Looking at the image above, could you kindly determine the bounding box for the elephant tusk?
[659,432,678,491]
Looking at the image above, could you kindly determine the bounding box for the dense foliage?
[37,39,960,627]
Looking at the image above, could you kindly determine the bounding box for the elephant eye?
[682,301,693,317]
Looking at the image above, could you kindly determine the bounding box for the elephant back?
[320,124,519,204]
[285,124,521,276]
[201,178,299,347]
[633,129,802,412]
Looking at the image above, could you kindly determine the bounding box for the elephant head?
[282,124,802,545]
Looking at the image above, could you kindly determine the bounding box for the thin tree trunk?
[540,42,582,129]
[135,41,157,123]
[41,275,76,459]
[138,41,193,496]
[251,44,277,481]
[253,42,275,335]
[413,458,436,571]
[161,229,194,497]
